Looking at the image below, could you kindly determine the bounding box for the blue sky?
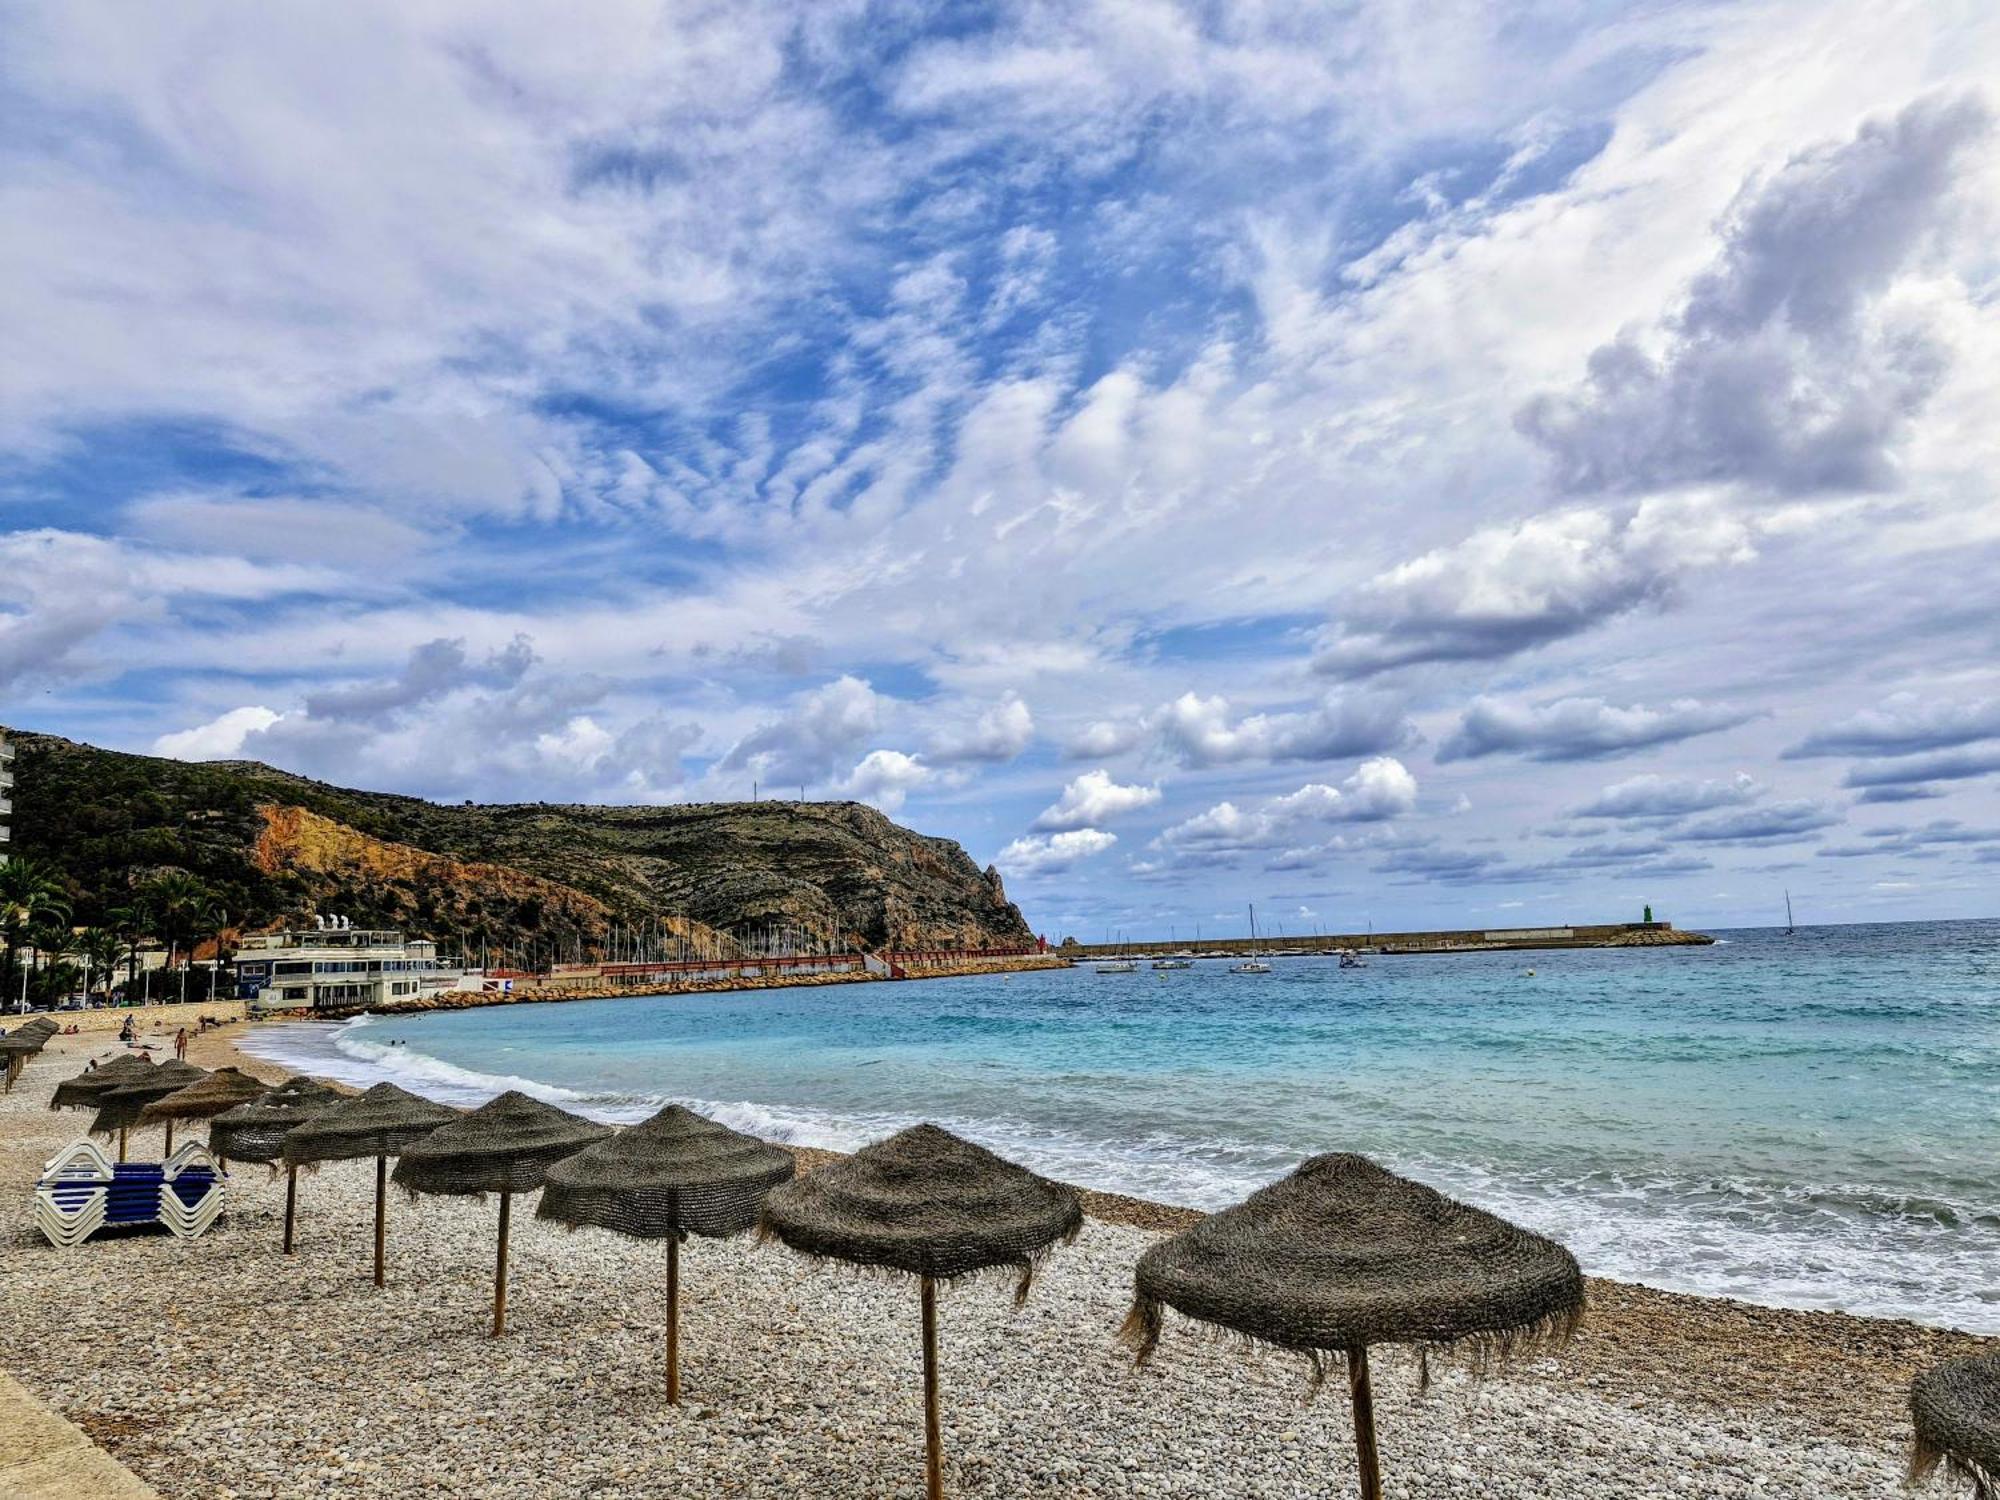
[3,1,1999,939]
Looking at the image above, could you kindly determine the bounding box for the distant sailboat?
[1232,904,1272,974]
[1784,891,1796,937]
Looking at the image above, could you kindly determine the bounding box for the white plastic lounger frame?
[32,1137,228,1247]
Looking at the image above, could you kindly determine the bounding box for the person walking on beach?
[173,1027,188,1061]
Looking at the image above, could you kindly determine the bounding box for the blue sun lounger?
[35,1139,226,1247]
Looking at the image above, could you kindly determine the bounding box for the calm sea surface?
[242,919,2000,1331]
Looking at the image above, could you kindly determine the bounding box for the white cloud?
[928,693,1035,764]
[1148,690,1413,767]
[1574,773,1763,819]
[1439,695,1754,763]
[1315,501,1756,678]
[836,749,937,812]
[994,828,1118,877]
[1031,769,1161,832]
[1161,757,1419,853]
[719,675,884,788]
[1064,719,1142,759]
[153,706,284,761]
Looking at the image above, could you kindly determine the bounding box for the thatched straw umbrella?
[1913,1350,2000,1497]
[210,1076,346,1164]
[537,1104,795,1401]
[50,1052,155,1112]
[1,1017,57,1089]
[89,1061,208,1162]
[283,1082,460,1277]
[759,1123,1083,1500]
[1122,1153,1585,1500]
[139,1067,270,1162]
[1,1034,42,1091]
[392,1090,611,1336]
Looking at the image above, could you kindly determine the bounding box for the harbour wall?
[1068,921,1713,958]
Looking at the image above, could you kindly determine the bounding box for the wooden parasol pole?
[164,1119,175,1155]
[920,1274,944,1500]
[666,1234,681,1404]
[1347,1345,1383,1500]
[118,1126,128,1163]
[491,1189,512,1337]
[373,1155,388,1287]
[282,1164,298,1254]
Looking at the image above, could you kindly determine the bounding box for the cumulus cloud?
[1063,718,1143,759]
[1161,757,1418,854]
[1148,690,1414,767]
[1031,770,1161,832]
[1314,500,1753,678]
[835,748,937,812]
[1518,94,1990,496]
[1439,696,1753,763]
[153,706,284,761]
[718,675,883,787]
[1841,746,2000,788]
[1667,800,1840,844]
[304,635,536,724]
[1573,772,1762,819]
[1785,693,2000,758]
[1854,785,1947,805]
[994,828,1118,877]
[927,693,1034,764]
[1816,820,2000,859]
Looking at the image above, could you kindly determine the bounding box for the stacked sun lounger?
[33,1139,226,1248]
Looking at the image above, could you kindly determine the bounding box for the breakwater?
[1069,920,1712,958]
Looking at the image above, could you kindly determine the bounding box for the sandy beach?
[0,1023,1988,1499]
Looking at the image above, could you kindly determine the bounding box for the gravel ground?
[0,1033,1979,1499]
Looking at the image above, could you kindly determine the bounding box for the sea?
[239,918,2000,1333]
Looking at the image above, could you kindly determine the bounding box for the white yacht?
[1231,905,1272,974]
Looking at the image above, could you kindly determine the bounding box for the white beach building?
[233,917,466,1012]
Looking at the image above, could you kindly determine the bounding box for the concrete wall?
[1067,922,1693,957]
[5,999,247,1035]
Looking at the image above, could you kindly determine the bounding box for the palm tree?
[77,927,128,1005]
[1,858,71,1011]
[197,898,232,1003]
[25,919,75,1008]
[144,872,213,1005]
[107,901,153,1001]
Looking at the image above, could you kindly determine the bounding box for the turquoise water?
[243,919,2000,1331]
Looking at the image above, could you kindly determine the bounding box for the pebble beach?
[1,1027,1990,1499]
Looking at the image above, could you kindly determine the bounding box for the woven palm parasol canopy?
[759,1123,1083,1500]
[140,1066,269,1125]
[1123,1153,1585,1500]
[1,1018,57,1087]
[0,1031,45,1090]
[537,1104,795,1401]
[210,1077,347,1164]
[89,1061,208,1159]
[393,1090,611,1335]
[282,1081,460,1278]
[51,1053,155,1112]
[1913,1350,2000,1498]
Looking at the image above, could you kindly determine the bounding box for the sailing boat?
[1231,905,1272,974]
[1096,929,1137,974]
[1784,891,1796,937]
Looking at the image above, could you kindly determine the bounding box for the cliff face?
[5,731,1034,953]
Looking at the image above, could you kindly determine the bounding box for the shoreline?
[182,1022,1989,1446]
[2,1026,1988,1497]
